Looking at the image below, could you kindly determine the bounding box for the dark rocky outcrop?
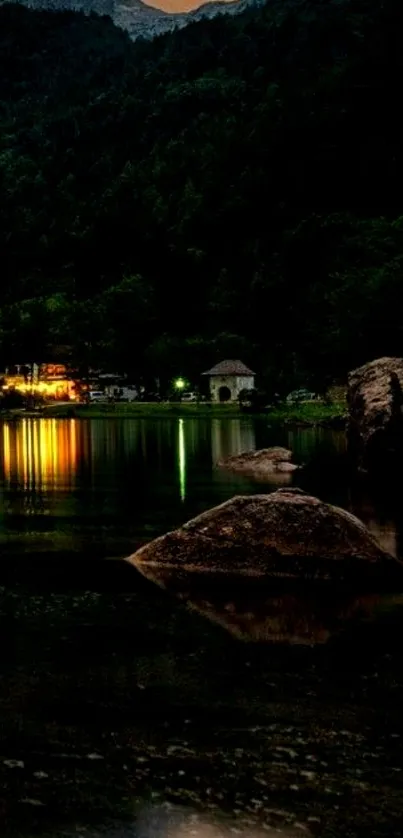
[347,357,403,471]
[217,447,299,483]
[127,488,403,586]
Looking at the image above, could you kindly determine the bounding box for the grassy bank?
[267,400,347,426]
[44,401,251,418]
[0,400,347,424]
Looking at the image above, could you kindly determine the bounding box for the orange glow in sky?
[142,0,236,13]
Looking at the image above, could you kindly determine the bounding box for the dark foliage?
[0,0,402,390]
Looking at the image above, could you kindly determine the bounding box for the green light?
[175,378,185,390]
[178,418,186,502]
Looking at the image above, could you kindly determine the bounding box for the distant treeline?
[0,0,402,392]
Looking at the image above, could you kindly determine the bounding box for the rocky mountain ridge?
[1,0,262,39]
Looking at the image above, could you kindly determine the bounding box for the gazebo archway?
[218,386,231,402]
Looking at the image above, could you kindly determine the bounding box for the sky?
[142,0,235,12]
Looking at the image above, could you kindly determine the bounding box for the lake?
[1,417,403,837]
[0,416,399,570]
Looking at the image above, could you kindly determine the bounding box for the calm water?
[1,417,403,837]
[0,416,400,566]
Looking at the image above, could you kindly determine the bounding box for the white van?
[88,391,108,403]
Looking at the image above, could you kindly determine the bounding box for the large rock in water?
[347,357,403,470]
[127,488,403,586]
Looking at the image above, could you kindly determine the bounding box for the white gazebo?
[202,359,255,403]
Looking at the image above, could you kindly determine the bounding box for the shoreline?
[0,401,347,426]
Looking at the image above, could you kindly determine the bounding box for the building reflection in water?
[1,418,78,489]
[1,417,255,503]
[175,418,256,502]
[210,419,256,464]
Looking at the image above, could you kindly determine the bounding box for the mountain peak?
[1,0,260,38]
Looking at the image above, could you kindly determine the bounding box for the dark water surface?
[1,418,403,837]
[0,417,400,566]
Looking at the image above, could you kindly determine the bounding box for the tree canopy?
[0,0,402,391]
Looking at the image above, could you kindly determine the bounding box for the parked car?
[286,388,317,404]
[108,386,138,402]
[239,388,269,412]
[181,391,197,402]
[88,390,108,403]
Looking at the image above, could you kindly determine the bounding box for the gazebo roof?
[202,359,255,376]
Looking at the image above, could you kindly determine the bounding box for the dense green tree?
[0,0,403,390]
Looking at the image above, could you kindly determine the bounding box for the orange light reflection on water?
[1,419,78,488]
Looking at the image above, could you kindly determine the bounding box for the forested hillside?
[0,0,402,391]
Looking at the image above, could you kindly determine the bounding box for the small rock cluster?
[217,446,298,479]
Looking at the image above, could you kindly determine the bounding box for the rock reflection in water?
[136,565,403,645]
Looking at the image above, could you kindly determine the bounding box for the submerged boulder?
[127,488,402,585]
[347,357,403,470]
[217,447,299,482]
